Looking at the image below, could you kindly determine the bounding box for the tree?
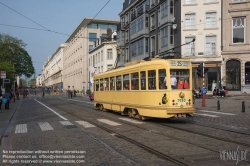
[0,33,35,78]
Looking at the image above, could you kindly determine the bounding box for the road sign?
[1,71,6,79]
[4,79,10,83]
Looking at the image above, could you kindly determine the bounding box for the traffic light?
[197,63,203,77]
[204,68,209,74]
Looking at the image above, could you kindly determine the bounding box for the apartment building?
[117,0,181,66]
[36,74,42,87]
[42,43,67,89]
[63,18,119,92]
[88,29,117,92]
[181,0,222,91]
[222,0,250,93]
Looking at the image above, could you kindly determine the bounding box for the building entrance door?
[225,60,241,91]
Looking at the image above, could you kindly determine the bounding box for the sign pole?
[202,63,206,107]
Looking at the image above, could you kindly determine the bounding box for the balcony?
[117,22,125,31]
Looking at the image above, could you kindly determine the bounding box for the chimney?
[107,28,112,41]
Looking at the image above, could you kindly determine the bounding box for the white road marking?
[97,119,122,126]
[34,99,68,120]
[198,110,236,115]
[15,124,27,133]
[67,99,92,104]
[60,121,74,125]
[75,121,95,128]
[119,118,144,124]
[38,122,54,131]
[194,113,219,118]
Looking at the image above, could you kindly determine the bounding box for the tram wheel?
[99,104,104,111]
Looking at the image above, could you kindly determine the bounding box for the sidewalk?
[0,99,20,145]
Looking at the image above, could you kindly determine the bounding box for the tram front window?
[170,69,190,90]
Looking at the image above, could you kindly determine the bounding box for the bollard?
[217,100,220,110]
[242,101,245,113]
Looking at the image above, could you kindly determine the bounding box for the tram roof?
[94,58,191,78]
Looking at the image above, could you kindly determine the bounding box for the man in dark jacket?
[3,90,12,109]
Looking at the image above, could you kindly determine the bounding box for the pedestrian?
[3,90,12,110]
[70,90,72,99]
[0,90,3,109]
[42,91,45,98]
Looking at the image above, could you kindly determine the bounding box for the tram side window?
[140,71,146,90]
[170,69,190,90]
[104,78,109,91]
[159,69,167,89]
[100,79,104,91]
[116,76,122,90]
[148,70,156,90]
[123,74,130,90]
[95,80,99,91]
[110,77,115,90]
[131,72,139,90]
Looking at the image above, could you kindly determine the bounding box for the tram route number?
[177,99,186,102]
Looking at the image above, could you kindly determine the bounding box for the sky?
[0,0,124,79]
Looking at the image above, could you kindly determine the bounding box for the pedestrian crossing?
[195,110,236,118]
[14,118,143,134]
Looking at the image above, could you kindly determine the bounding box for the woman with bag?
[3,90,12,110]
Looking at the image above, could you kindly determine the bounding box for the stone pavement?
[0,99,20,145]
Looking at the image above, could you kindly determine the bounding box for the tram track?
[45,99,189,166]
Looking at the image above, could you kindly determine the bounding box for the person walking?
[3,90,12,110]
[0,90,3,110]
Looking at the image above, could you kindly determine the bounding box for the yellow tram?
[93,58,195,120]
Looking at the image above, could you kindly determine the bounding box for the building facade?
[117,0,181,67]
[88,30,117,92]
[181,0,222,91]
[42,43,66,89]
[36,74,42,87]
[63,18,119,92]
[222,0,250,93]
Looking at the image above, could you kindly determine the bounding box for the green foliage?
[222,75,232,85]
[0,33,35,78]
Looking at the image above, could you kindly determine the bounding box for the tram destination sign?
[170,61,189,66]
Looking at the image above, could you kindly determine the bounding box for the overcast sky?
[0,0,123,78]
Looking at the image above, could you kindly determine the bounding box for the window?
[170,28,174,44]
[140,71,146,90]
[245,62,250,84]
[185,14,195,29]
[95,80,99,91]
[138,17,144,31]
[131,22,137,35]
[110,77,115,90]
[150,14,155,29]
[145,17,149,27]
[104,78,109,91]
[206,12,216,28]
[161,1,168,18]
[116,76,122,90]
[89,45,93,51]
[206,36,216,55]
[185,37,195,56]
[101,66,103,72]
[169,70,190,90]
[159,69,167,89]
[131,42,137,57]
[123,74,130,90]
[148,70,156,90]
[206,0,216,2]
[170,1,174,14]
[186,0,195,4]
[89,33,97,42]
[138,39,144,55]
[233,17,245,43]
[98,53,100,62]
[151,36,155,52]
[101,51,103,61]
[102,33,107,37]
[161,27,168,47]
[107,49,113,59]
[107,64,113,70]
[145,38,149,53]
[131,73,139,90]
[100,79,104,91]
